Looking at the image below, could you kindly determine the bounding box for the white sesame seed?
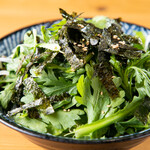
[97,34,102,38]
[102,110,105,114]
[78,24,84,28]
[77,44,82,47]
[118,41,125,45]
[86,41,90,45]
[82,47,88,51]
[113,35,118,39]
[111,44,119,49]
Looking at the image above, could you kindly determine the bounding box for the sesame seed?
[113,35,118,39]
[80,59,84,63]
[78,24,84,28]
[118,41,125,45]
[68,109,71,112]
[102,110,105,114]
[77,44,82,47]
[71,68,75,72]
[73,42,77,45]
[97,34,102,38]
[100,91,103,95]
[82,47,88,51]
[63,109,67,112]
[82,43,85,47]
[82,38,85,42]
[86,41,90,45]
[111,44,119,49]
[107,105,111,108]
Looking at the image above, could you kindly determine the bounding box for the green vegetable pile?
[0,9,150,139]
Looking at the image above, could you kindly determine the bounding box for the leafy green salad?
[0,9,150,139]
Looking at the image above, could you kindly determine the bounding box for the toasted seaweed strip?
[8,77,54,116]
[58,9,144,98]
[23,77,54,115]
[15,49,58,99]
[58,27,84,70]
[95,51,119,98]
[7,98,43,116]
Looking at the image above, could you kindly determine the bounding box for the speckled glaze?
[0,20,150,150]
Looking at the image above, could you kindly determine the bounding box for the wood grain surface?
[0,0,150,149]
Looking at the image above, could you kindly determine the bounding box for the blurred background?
[0,0,150,38]
[0,0,150,149]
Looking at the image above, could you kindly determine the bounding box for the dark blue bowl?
[0,20,150,150]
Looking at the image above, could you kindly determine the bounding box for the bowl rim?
[0,19,150,144]
[1,114,150,144]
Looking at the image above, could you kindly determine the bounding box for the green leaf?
[76,75,85,97]
[74,93,143,138]
[40,109,84,134]
[112,77,122,88]
[87,16,113,29]
[23,30,34,45]
[41,26,51,43]
[47,123,63,135]
[7,58,20,72]
[14,113,47,133]
[109,55,123,78]
[129,66,150,97]
[115,122,125,136]
[64,97,78,109]
[120,117,145,128]
[20,93,35,104]
[49,19,66,40]
[85,64,94,79]
[0,83,15,109]
[53,98,71,110]
[37,43,60,51]
[75,74,111,124]
[111,91,125,108]
[133,31,146,47]
[36,70,76,96]
[41,79,75,96]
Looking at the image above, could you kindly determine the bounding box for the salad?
[0,8,150,139]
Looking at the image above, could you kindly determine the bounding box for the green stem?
[74,96,142,138]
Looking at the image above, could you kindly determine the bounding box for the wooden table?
[0,0,150,149]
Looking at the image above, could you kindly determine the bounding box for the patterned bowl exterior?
[0,20,150,150]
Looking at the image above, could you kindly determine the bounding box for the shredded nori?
[58,8,144,98]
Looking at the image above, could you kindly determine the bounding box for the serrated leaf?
[41,26,51,43]
[111,91,125,108]
[41,80,75,96]
[75,74,111,124]
[0,83,15,108]
[37,43,60,51]
[40,109,84,132]
[14,113,47,133]
[36,70,76,96]
[20,93,35,104]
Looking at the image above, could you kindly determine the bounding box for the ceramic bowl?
[0,20,150,150]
